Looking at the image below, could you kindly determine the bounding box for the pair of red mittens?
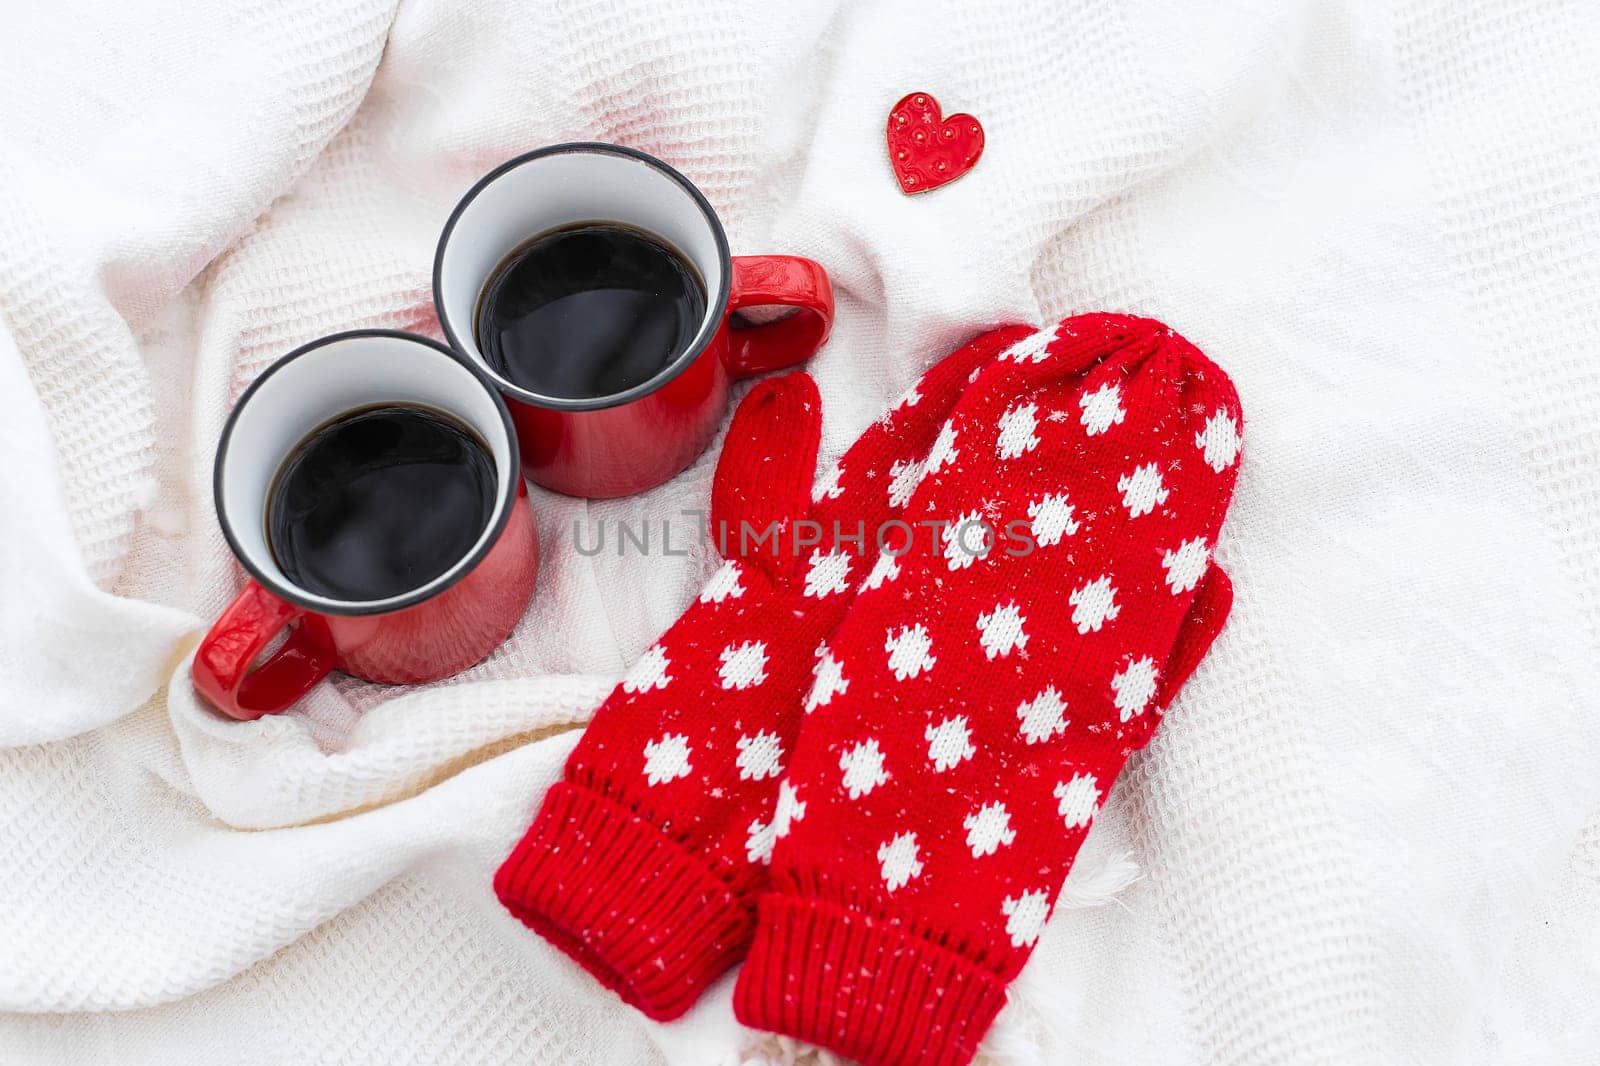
[496,314,1244,1066]
[494,323,1030,1018]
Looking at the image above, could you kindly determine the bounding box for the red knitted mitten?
[494,325,1034,1020]
[733,314,1244,1066]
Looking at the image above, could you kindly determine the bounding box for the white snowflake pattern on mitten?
[1054,774,1101,828]
[839,739,889,799]
[877,832,924,891]
[623,645,672,693]
[1027,493,1079,546]
[924,716,976,772]
[1162,538,1210,594]
[1111,658,1159,722]
[1002,889,1051,947]
[963,802,1016,857]
[719,641,769,690]
[976,603,1028,659]
[996,402,1041,459]
[1117,462,1169,517]
[1078,382,1125,435]
[1195,408,1242,472]
[884,624,935,680]
[1068,577,1119,634]
[1015,686,1068,744]
[643,734,692,786]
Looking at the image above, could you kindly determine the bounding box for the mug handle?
[723,255,835,378]
[191,580,337,721]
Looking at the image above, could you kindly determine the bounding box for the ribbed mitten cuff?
[493,781,754,1021]
[734,893,1010,1066]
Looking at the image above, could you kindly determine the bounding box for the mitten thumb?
[1152,564,1233,716]
[711,372,822,583]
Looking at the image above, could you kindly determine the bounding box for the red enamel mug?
[433,143,834,498]
[192,330,539,720]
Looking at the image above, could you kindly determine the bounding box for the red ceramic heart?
[886,92,984,195]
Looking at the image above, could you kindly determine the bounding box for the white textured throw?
[3,1,1599,1063]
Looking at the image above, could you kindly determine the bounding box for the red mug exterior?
[192,330,539,721]
[193,489,538,719]
[434,144,835,498]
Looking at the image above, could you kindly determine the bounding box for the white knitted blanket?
[3,1,1599,1063]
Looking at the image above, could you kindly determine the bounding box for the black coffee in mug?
[266,403,496,602]
[473,221,707,400]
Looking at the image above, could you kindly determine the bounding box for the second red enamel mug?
[193,330,539,720]
[433,143,834,498]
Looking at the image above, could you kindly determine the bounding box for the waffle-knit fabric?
[6,2,1600,1063]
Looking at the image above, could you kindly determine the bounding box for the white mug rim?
[431,142,734,413]
[211,329,520,618]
